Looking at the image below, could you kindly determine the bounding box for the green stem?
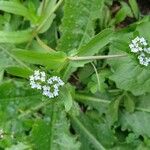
[68,54,126,61]
[75,93,110,104]
[49,103,56,149]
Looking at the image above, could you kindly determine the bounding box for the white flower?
[34,70,40,76]
[29,71,65,99]
[129,37,150,67]
[138,53,149,66]
[36,83,42,90]
[53,90,59,97]
[40,71,46,77]
[131,47,139,53]
[43,85,50,91]
[29,75,34,81]
[47,92,54,98]
[47,78,53,84]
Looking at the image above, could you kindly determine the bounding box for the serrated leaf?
[70,111,116,150]
[12,49,67,70]
[30,104,80,150]
[108,40,150,96]
[120,111,150,138]
[119,94,150,138]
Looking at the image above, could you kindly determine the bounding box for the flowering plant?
[0,0,150,149]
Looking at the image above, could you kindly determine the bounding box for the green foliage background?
[0,0,150,149]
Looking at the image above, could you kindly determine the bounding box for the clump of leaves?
[0,0,150,149]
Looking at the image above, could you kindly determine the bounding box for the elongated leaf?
[0,1,34,21]
[38,0,57,33]
[0,30,32,43]
[6,66,32,78]
[58,0,105,52]
[12,49,67,70]
[114,1,134,24]
[77,28,113,56]
[129,0,139,19]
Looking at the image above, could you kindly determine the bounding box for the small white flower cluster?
[129,36,150,66]
[0,129,4,139]
[29,70,64,99]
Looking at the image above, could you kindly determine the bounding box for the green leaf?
[77,28,113,56]
[6,66,32,78]
[136,22,150,42]
[124,93,135,113]
[108,38,150,96]
[0,44,31,78]
[30,104,80,150]
[129,0,139,19]
[114,2,133,24]
[60,84,73,112]
[5,142,31,150]
[0,44,17,73]
[70,111,116,150]
[106,95,123,126]
[38,0,57,33]
[0,1,36,22]
[119,94,150,138]
[39,14,56,33]
[0,30,32,43]
[0,81,42,124]
[120,111,150,138]
[70,28,113,68]
[12,49,67,70]
[57,0,105,52]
